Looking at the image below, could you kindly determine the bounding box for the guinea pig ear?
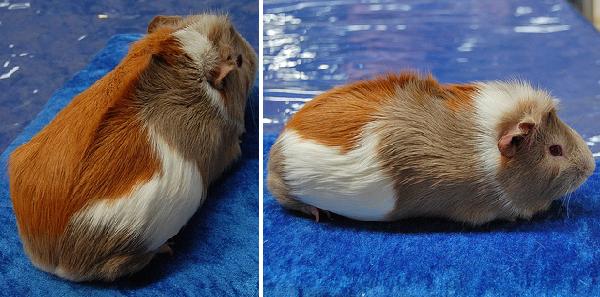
[149,37,183,65]
[208,60,236,90]
[147,15,183,33]
[498,119,536,158]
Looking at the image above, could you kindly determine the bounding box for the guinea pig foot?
[300,205,320,222]
[310,207,320,222]
[302,206,331,222]
[157,243,174,256]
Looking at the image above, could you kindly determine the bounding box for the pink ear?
[147,15,183,33]
[210,63,235,89]
[497,120,536,158]
[498,133,521,158]
[518,122,535,134]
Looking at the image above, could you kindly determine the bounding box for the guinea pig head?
[495,89,595,214]
[147,14,257,128]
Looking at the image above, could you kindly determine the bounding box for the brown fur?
[370,77,501,223]
[9,14,257,281]
[53,223,152,282]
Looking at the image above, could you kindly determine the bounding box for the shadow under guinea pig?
[282,187,596,235]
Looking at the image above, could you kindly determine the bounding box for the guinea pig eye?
[549,144,563,157]
[236,54,243,67]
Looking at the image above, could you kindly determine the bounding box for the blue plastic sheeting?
[0,0,259,152]
[263,0,600,296]
[0,34,259,296]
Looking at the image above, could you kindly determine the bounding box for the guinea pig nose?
[236,54,243,67]
[586,159,596,175]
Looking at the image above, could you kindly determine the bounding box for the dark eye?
[549,144,563,156]
[236,54,243,67]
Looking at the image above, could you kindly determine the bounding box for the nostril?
[236,54,243,67]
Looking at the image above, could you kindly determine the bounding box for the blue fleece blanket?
[0,34,258,296]
[263,136,600,296]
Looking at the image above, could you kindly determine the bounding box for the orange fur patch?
[442,84,477,111]
[9,28,181,238]
[286,73,420,152]
[286,72,476,152]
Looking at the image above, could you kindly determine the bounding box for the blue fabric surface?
[263,0,600,295]
[264,136,600,297]
[0,34,258,296]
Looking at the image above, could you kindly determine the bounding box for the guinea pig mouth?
[563,174,589,196]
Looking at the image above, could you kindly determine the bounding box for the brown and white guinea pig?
[8,14,257,282]
[268,72,595,225]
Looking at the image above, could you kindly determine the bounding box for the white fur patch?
[279,129,397,221]
[73,127,205,251]
[173,29,216,74]
[203,80,225,114]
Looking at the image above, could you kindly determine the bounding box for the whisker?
[560,195,567,216]
[566,193,571,218]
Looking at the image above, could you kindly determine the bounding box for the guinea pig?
[8,14,257,282]
[268,72,595,225]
